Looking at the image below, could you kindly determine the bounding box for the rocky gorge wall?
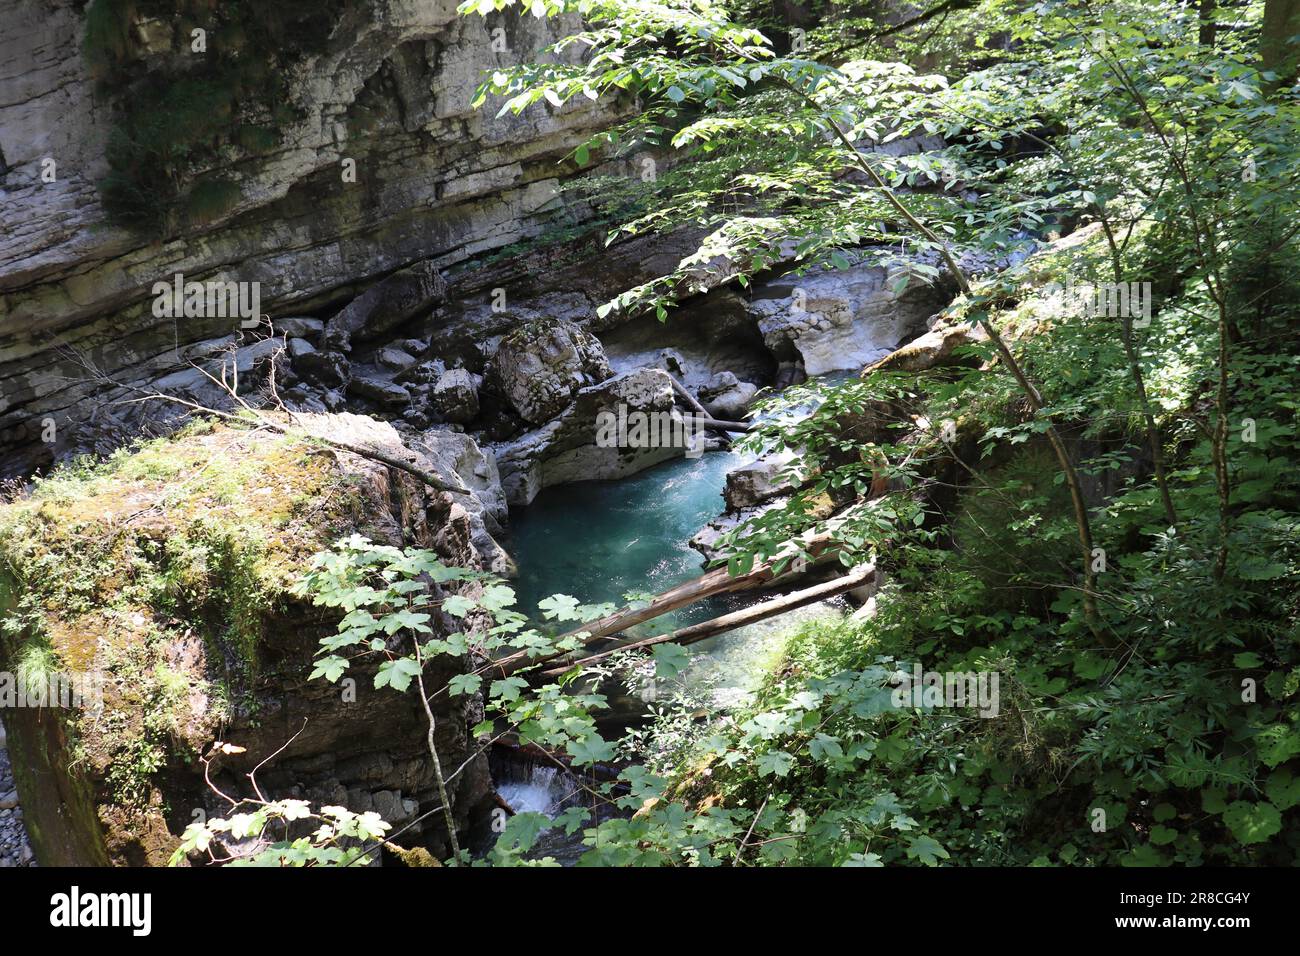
[0,1,960,484]
[0,0,621,476]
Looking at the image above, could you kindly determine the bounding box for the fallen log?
[668,374,752,433]
[489,529,842,676]
[699,416,753,434]
[540,562,876,676]
[557,530,842,643]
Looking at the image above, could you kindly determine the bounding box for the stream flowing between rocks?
[509,442,849,708]
[495,417,852,861]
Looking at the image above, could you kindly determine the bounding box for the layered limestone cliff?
[0,0,620,476]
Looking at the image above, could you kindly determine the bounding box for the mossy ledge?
[0,414,494,864]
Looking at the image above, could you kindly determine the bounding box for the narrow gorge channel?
[3,0,1294,892]
[497,438,853,862]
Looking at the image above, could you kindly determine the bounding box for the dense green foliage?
[444,0,1300,865]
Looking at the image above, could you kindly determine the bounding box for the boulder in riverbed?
[698,371,759,421]
[492,318,612,425]
[493,367,685,505]
[324,260,448,351]
[430,368,481,425]
[348,373,412,407]
[724,450,800,510]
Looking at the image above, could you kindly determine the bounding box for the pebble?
[0,721,35,867]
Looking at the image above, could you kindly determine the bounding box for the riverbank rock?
[493,368,685,505]
[325,261,449,352]
[430,369,482,425]
[348,373,413,408]
[723,451,801,510]
[408,428,511,565]
[746,262,950,375]
[0,414,505,865]
[862,319,989,374]
[698,372,759,421]
[493,318,613,425]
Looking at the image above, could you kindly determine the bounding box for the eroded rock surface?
[493,367,685,505]
[746,262,950,375]
[0,0,622,477]
[492,318,612,425]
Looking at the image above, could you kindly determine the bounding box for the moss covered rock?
[0,414,499,864]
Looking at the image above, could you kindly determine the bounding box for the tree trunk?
[1263,0,1300,88]
[541,563,876,676]
[1199,0,1217,47]
[490,531,843,676]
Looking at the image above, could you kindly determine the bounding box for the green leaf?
[309,655,349,683]
[383,608,431,635]
[1255,724,1300,768]
[651,642,690,679]
[1266,769,1300,811]
[1201,788,1228,814]
[442,595,477,617]
[905,835,950,866]
[755,750,795,777]
[1121,844,1167,867]
[480,584,516,612]
[448,672,483,696]
[1149,825,1178,846]
[567,735,616,767]
[497,812,551,852]
[537,594,582,621]
[489,676,529,703]
[1222,800,1282,845]
[809,733,843,761]
[842,852,884,867]
[375,657,422,692]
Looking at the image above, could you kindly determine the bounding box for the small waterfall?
[496,764,568,817]
[490,751,589,819]
[482,749,623,865]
